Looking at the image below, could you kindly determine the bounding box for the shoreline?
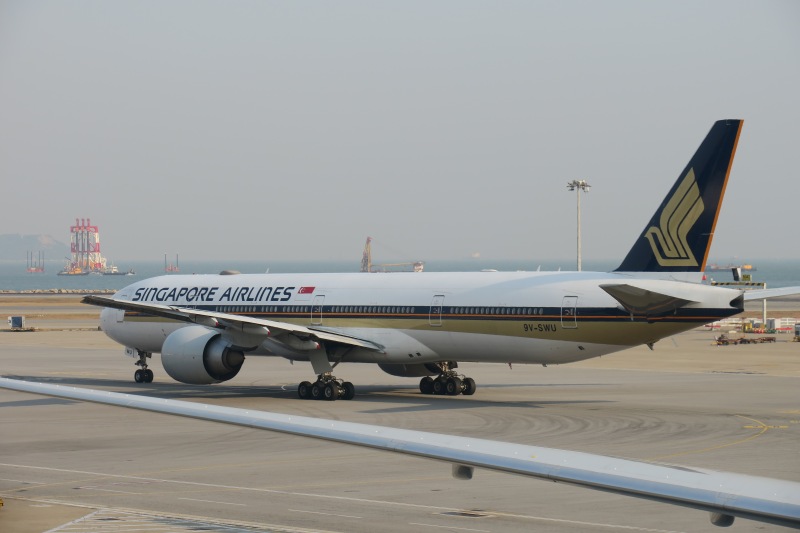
[0,290,115,295]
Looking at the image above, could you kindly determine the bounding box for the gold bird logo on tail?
[644,169,704,267]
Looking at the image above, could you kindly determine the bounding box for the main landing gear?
[298,373,355,401]
[419,364,476,397]
[133,350,154,383]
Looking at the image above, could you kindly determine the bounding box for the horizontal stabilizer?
[742,287,800,301]
[600,283,696,316]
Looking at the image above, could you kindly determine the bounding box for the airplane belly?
[404,330,626,365]
[105,315,182,354]
[321,327,627,366]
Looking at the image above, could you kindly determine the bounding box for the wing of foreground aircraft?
[0,377,798,530]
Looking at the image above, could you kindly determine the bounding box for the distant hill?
[0,234,70,261]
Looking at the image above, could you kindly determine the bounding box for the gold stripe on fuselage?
[122,311,708,347]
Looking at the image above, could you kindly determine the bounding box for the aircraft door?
[561,296,578,329]
[311,295,325,326]
[429,295,444,327]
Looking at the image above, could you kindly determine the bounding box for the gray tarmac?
[0,309,799,532]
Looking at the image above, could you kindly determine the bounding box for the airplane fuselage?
[101,271,741,367]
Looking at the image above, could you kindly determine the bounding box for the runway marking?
[0,462,682,532]
[409,522,490,532]
[3,499,321,533]
[4,456,448,495]
[288,508,362,519]
[42,510,100,533]
[180,497,247,506]
[450,511,684,532]
[647,414,788,461]
[150,452,368,478]
[77,486,142,494]
[42,508,285,532]
[0,477,43,484]
[737,415,789,431]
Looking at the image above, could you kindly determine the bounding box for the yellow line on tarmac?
[647,414,786,461]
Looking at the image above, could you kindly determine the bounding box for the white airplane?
[83,119,798,400]
[0,377,798,529]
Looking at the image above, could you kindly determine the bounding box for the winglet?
[615,120,743,273]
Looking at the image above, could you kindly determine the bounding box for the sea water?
[1,258,799,292]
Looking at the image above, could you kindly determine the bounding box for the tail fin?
[615,119,743,273]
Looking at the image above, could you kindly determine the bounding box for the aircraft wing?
[81,295,384,352]
[742,287,800,301]
[0,377,798,530]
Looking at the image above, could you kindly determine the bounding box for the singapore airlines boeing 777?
[82,119,798,400]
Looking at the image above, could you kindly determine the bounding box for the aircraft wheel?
[323,382,340,401]
[144,369,154,383]
[298,381,313,399]
[311,381,324,400]
[419,376,434,394]
[342,381,356,400]
[134,369,145,383]
[446,376,462,396]
[462,377,477,396]
[432,378,446,395]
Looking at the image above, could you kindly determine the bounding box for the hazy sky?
[1,1,798,264]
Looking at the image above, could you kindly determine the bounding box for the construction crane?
[360,236,424,273]
[165,253,180,273]
[360,237,373,273]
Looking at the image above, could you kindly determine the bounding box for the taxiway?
[0,300,798,532]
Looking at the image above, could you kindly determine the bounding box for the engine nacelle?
[161,326,245,385]
[378,362,444,378]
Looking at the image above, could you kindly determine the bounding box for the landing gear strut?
[419,363,476,396]
[298,373,355,401]
[133,350,154,383]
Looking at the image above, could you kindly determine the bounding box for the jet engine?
[161,326,245,385]
[378,362,444,378]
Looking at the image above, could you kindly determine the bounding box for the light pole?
[566,180,590,271]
